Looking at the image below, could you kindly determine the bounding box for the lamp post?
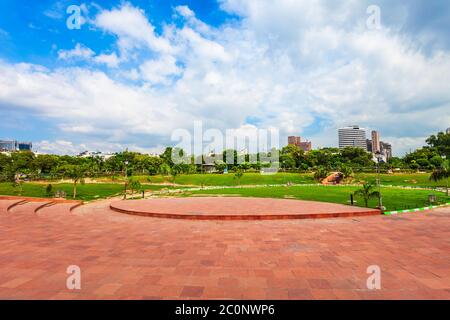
[375,151,384,210]
[123,160,129,199]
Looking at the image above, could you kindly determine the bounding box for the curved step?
[37,202,82,216]
[8,201,54,216]
[0,199,27,214]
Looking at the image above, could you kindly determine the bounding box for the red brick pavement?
[0,198,449,299]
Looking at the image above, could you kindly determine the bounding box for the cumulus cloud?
[2,1,450,156]
[94,2,173,56]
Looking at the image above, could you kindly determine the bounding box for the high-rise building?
[0,140,17,152]
[299,141,312,152]
[0,140,32,152]
[287,136,312,152]
[18,142,32,151]
[446,127,450,134]
[371,130,380,153]
[338,126,367,150]
[366,139,373,152]
[380,141,392,160]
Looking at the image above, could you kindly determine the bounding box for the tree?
[354,183,380,208]
[58,164,89,199]
[426,131,450,158]
[430,160,450,196]
[214,161,227,173]
[339,165,354,179]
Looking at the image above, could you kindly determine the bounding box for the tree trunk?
[73,182,77,199]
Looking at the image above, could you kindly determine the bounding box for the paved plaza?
[0,197,449,299]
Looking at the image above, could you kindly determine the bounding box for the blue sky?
[0,0,449,155]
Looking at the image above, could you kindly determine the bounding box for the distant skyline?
[1,0,450,156]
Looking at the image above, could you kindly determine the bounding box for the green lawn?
[1,172,448,206]
[181,185,450,211]
[124,172,317,186]
[106,172,447,188]
[0,183,174,201]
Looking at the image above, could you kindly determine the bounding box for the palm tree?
[430,159,449,196]
[354,183,380,208]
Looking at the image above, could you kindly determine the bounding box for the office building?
[366,139,373,152]
[380,141,392,160]
[338,126,367,150]
[287,136,312,152]
[371,130,380,153]
[288,136,301,146]
[0,140,32,152]
[18,142,32,151]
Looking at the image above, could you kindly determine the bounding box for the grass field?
[0,183,175,201]
[181,185,450,211]
[98,172,447,188]
[1,172,448,207]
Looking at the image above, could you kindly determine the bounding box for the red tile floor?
[0,198,449,299]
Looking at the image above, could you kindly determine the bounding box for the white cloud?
[58,43,95,60]
[94,52,120,68]
[94,3,173,56]
[139,55,182,84]
[2,1,450,156]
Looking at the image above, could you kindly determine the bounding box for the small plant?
[45,184,53,197]
[234,168,244,186]
[314,167,329,182]
[340,165,354,180]
[128,178,142,198]
[429,159,449,196]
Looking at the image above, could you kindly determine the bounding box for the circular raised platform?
[110,197,381,220]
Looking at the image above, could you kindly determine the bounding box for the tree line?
[0,131,449,183]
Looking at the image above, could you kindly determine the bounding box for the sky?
[0,0,449,156]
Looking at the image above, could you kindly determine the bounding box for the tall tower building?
[338,126,367,150]
[371,130,380,153]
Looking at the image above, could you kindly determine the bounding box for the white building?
[338,126,367,150]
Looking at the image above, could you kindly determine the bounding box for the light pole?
[123,160,129,199]
[375,151,384,210]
